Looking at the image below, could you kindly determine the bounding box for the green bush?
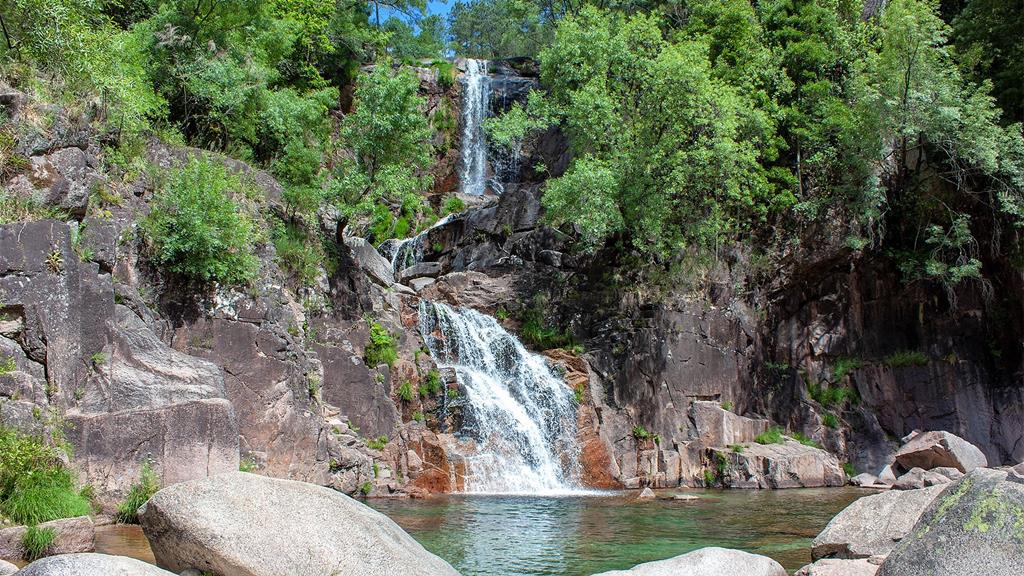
[885,350,929,368]
[366,436,388,450]
[364,321,397,368]
[0,356,15,374]
[420,370,443,397]
[823,412,839,429]
[755,426,784,445]
[843,462,856,478]
[2,468,92,525]
[142,158,259,285]
[792,432,823,449]
[272,221,321,287]
[520,296,573,350]
[703,469,716,487]
[809,383,859,408]
[720,400,733,412]
[115,463,159,524]
[412,410,425,423]
[21,525,55,561]
[832,358,864,381]
[397,380,414,402]
[441,195,466,215]
[632,425,651,440]
[729,444,744,453]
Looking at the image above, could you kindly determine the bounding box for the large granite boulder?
[344,237,394,287]
[0,516,94,561]
[795,558,880,576]
[688,401,769,447]
[590,547,786,576]
[878,468,1024,576]
[716,440,846,489]
[811,485,947,559]
[0,559,16,575]
[17,553,175,575]
[893,431,987,473]
[139,472,460,576]
[891,467,954,490]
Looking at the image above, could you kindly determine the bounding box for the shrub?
[823,412,840,429]
[239,458,257,473]
[397,380,414,402]
[843,462,856,477]
[632,425,651,440]
[420,370,442,397]
[0,356,15,374]
[2,468,92,525]
[141,157,259,285]
[21,525,55,561]
[720,400,733,412]
[702,469,716,487]
[809,383,859,408]
[573,383,585,404]
[729,444,744,453]
[115,463,159,524]
[272,221,321,287]
[520,296,573,350]
[832,357,863,381]
[755,426,784,445]
[364,321,397,368]
[366,436,388,450]
[885,350,929,368]
[360,481,372,496]
[792,432,823,449]
[441,195,465,215]
[412,410,425,423]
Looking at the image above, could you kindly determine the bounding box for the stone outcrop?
[139,472,460,576]
[811,485,947,560]
[0,559,16,576]
[689,402,769,447]
[16,553,176,575]
[893,431,988,473]
[795,558,881,576]
[0,516,94,561]
[878,468,1024,576]
[590,547,787,576]
[713,440,846,489]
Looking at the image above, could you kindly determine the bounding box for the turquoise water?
[370,488,866,575]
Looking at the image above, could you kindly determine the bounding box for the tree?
[951,0,1024,124]
[448,0,550,58]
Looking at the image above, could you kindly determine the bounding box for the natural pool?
[368,488,867,575]
[92,488,866,575]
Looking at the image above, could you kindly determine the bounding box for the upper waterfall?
[459,59,491,196]
[418,301,584,494]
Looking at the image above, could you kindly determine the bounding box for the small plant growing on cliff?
[702,469,716,487]
[364,320,397,368]
[0,356,15,375]
[412,410,425,423]
[792,432,823,449]
[239,457,257,473]
[366,436,388,450]
[573,383,585,404]
[141,157,258,285]
[831,357,863,381]
[116,462,159,524]
[21,525,55,561]
[307,375,321,401]
[843,463,856,477]
[729,444,744,453]
[495,306,509,321]
[720,400,733,412]
[885,350,929,368]
[360,481,373,496]
[45,250,63,274]
[823,412,839,429]
[441,195,465,216]
[632,425,651,441]
[420,370,443,397]
[397,380,414,402]
[0,426,91,526]
[89,352,106,369]
[755,426,784,445]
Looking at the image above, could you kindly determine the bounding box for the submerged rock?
[17,553,176,575]
[589,547,787,576]
[893,431,987,473]
[811,485,947,559]
[139,472,460,576]
[878,468,1024,576]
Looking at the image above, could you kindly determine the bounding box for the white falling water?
[419,301,583,494]
[381,214,456,276]
[459,59,491,196]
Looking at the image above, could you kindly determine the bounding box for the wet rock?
[795,558,880,576]
[16,553,176,575]
[879,468,1024,576]
[0,516,95,561]
[397,261,443,283]
[590,547,787,576]
[716,440,845,489]
[139,472,459,576]
[637,487,656,499]
[811,485,947,559]
[893,431,987,474]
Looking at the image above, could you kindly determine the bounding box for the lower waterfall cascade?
[418,300,585,494]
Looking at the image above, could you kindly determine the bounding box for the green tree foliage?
[142,157,259,285]
[449,0,550,58]
[951,0,1024,124]
[332,63,433,240]
[384,14,446,61]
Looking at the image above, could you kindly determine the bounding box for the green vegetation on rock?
[116,462,159,524]
[365,320,398,368]
[755,426,784,445]
[0,426,91,527]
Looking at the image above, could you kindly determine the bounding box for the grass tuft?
[115,462,159,524]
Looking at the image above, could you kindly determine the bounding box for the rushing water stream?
[419,301,583,494]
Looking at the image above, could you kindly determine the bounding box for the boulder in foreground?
[589,546,786,576]
[17,553,175,575]
[811,485,946,559]
[879,468,1024,576]
[0,559,17,576]
[893,431,987,473]
[795,558,880,576]
[139,472,460,576]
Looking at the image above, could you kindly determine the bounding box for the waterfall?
[380,214,456,276]
[419,301,583,494]
[459,59,491,196]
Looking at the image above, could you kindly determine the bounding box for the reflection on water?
[369,488,866,575]
[91,488,866,575]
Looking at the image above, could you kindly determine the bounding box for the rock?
[397,261,443,283]
[589,547,786,576]
[930,466,964,481]
[0,516,95,561]
[811,485,947,559]
[139,472,459,576]
[410,277,436,292]
[688,401,769,447]
[892,467,952,490]
[1014,461,1024,475]
[637,487,656,499]
[850,473,878,487]
[893,431,987,473]
[0,559,16,576]
[16,553,176,575]
[715,440,846,489]
[795,558,880,576]
[878,468,1024,576]
[876,465,897,485]
[344,237,394,287]
[672,494,700,501]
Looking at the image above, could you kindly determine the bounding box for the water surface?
[369,488,866,575]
